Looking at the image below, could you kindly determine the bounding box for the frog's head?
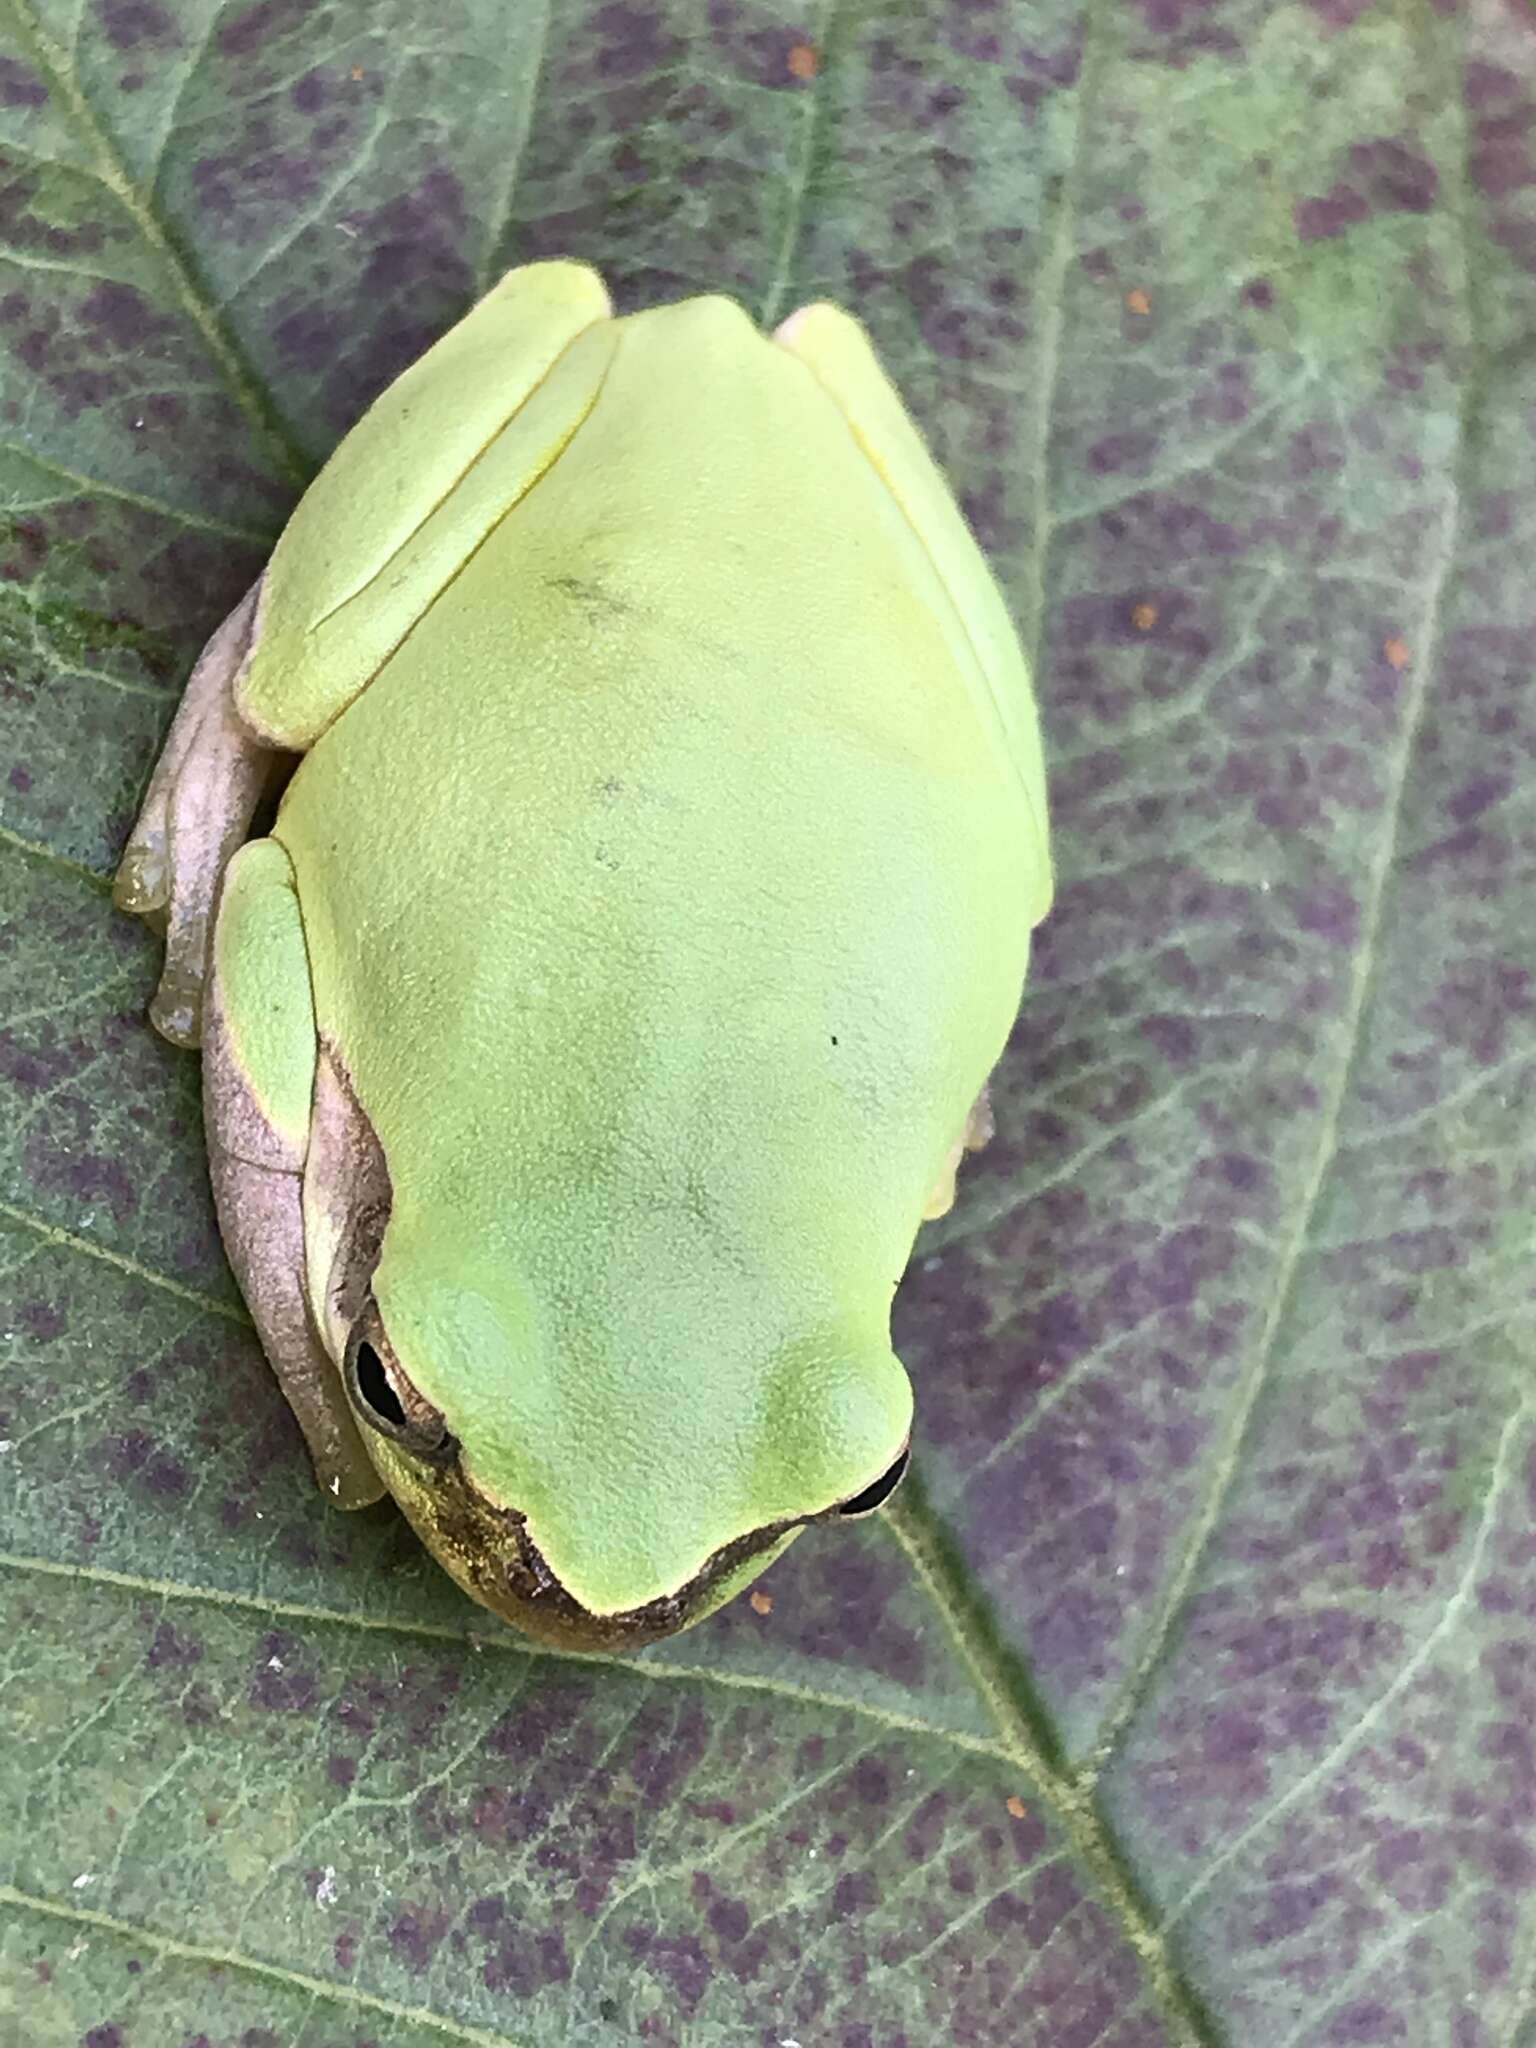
[337,1252,913,1650]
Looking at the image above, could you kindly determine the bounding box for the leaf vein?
[1078,330,1474,1781]
[473,0,551,297]
[1161,1396,1529,1930]
[0,1884,525,2046]
[0,1196,248,1326]
[0,1547,1008,1758]
[4,0,310,487]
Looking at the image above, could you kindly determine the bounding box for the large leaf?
[3,0,1535,2040]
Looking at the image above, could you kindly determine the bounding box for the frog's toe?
[147,948,211,1050]
[112,803,172,919]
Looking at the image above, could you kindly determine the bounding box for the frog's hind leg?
[114,580,282,1049]
[922,1085,996,1222]
[773,302,1051,928]
[204,838,383,1509]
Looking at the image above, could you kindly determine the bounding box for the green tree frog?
[115,262,1051,1648]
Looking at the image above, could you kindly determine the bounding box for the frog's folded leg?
[113,260,617,1046]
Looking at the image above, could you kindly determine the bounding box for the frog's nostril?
[353,1340,407,1429]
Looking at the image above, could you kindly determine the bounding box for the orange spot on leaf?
[749,1589,774,1616]
[1132,602,1158,632]
[1006,1795,1028,1819]
[1384,637,1410,670]
[1125,287,1152,317]
[788,42,819,79]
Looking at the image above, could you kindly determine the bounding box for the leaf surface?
[3,2,1536,2041]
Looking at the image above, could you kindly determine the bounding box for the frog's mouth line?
[341,1293,911,1649]
[394,1451,892,1651]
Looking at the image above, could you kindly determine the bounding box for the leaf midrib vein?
[473,0,551,297]
[758,0,838,330]
[888,1478,1216,2048]
[4,0,310,489]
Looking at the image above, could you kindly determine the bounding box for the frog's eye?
[350,1339,407,1428]
[344,1306,456,1465]
[836,1445,910,1517]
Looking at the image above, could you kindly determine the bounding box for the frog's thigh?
[240,260,617,751]
[114,581,278,1048]
[774,304,1049,924]
[921,1085,996,1222]
[205,838,382,1509]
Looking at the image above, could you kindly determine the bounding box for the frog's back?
[279,293,1041,1294]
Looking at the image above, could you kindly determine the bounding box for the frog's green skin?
[115,262,1051,1649]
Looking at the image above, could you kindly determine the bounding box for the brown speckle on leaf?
[788,43,818,80]
[1132,602,1158,632]
[1384,636,1410,669]
[749,1589,774,1616]
[1006,1795,1028,1819]
[1125,287,1152,316]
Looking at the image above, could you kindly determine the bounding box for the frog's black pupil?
[354,1342,408,1430]
[837,1447,910,1516]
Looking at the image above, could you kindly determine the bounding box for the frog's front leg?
[205,838,382,1508]
[113,582,282,1048]
[116,261,617,1047]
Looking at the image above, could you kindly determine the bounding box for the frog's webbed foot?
[114,581,284,1048]
[922,1085,995,1222]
